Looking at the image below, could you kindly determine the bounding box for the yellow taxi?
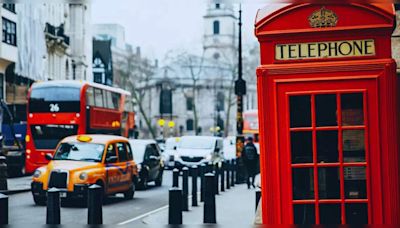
[31,134,138,205]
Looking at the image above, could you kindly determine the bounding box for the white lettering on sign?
[275,39,375,60]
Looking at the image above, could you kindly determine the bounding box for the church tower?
[203,2,237,63]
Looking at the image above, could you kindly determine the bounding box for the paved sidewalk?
[0,175,31,195]
[142,183,257,226]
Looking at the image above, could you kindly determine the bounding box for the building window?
[2,4,15,13]
[160,89,172,114]
[2,18,16,46]
[215,3,220,9]
[216,92,224,111]
[186,119,194,131]
[186,97,193,111]
[94,73,103,84]
[213,20,220,35]
[93,57,104,68]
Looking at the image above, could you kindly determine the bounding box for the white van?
[174,136,223,168]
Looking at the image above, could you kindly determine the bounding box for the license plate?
[60,192,67,198]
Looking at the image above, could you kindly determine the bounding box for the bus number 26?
[49,103,60,112]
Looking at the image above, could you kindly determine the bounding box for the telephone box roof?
[255,3,394,30]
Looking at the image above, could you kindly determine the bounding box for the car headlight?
[204,154,212,160]
[79,172,88,181]
[33,170,42,178]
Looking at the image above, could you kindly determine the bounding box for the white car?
[175,136,224,168]
[162,137,180,169]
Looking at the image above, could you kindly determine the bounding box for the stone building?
[136,3,258,139]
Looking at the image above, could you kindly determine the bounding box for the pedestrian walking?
[242,137,259,189]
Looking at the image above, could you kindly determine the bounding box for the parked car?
[31,135,138,205]
[162,137,180,169]
[174,136,224,168]
[128,139,164,189]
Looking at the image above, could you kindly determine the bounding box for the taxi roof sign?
[77,135,92,142]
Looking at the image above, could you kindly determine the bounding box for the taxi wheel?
[33,196,46,206]
[139,177,148,190]
[124,182,135,200]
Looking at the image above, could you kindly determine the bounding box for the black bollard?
[182,167,189,211]
[172,168,179,187]
[203,173,216,224]
[0,157,7,191]
[256,189,262,212]
[168,187,182,225]
[46,188,60,224]
[87,184,103,225]
[191,165,198,206]
[226,160,230,190]
[220,162,225,192]
[214,163,219,195]
[231,159,235,187]
[199,164,206,202]
[207,162,213,173]
[234,159,239,184]
[0,193,8,224]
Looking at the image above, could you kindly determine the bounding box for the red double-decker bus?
[243,109,259,143]
[25,80,135,173]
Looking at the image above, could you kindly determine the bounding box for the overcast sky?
[91,0,265,62]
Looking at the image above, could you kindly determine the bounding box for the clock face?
[213,52,220,60]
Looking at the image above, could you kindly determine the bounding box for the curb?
[0,188,31,195]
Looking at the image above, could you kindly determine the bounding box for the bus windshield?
[29,86,81,113]
[54,142,105,162]
[31,125,78,150]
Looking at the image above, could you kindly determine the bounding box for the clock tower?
[203,2,237,63]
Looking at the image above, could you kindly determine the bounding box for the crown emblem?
[308,7,338,28]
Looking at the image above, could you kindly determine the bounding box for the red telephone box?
[255,4,400,224]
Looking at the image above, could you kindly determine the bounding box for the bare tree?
[166,51,205,135]
[116,52,157,139]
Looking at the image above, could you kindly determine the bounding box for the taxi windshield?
[54,142,105,162]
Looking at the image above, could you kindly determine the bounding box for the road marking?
[118,205,169,225]
[118,192,202,225]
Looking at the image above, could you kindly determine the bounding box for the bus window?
[86,87,95,106]
[94,88,104,108]
[112,92,120,110]
[106,91,115,110]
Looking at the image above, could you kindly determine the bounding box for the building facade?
[93,23,138,88]
[137,3,258,139]
[69,3,92,81]
[92,39,113,85]
[0,4,18,102]
[43,4,71,81]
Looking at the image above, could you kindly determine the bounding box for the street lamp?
[234,4,246,183]
[158,118,165,139]
[168,120,175,136]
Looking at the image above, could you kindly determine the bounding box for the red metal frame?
[287,90,370,224]
[277,78,379,224]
